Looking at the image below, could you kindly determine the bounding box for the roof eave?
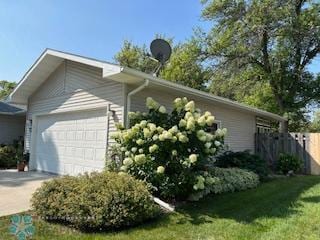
[120,67,286,122]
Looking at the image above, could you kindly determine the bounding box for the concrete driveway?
[0,170,55,217]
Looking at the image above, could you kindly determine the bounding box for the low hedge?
[215,150,269,180]
[189,167,259,201]
[31,171,160,230]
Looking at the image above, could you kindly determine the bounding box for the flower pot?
[17,161,26,172]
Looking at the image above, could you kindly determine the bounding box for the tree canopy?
[114,1,320,131]
[114,39,209,90]
[309,110,320,132]
[201,0,320,130]
[0,80,16,100]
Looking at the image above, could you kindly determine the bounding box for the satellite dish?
[150,39,172,65]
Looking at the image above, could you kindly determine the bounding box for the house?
[8,49,286,175]
[0,102,25,145]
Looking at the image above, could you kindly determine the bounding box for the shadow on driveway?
[0,170,56,216]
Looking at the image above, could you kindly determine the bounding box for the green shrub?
[189,167,259,201]
[277,153,303,174]
[215,150,269,180]
[0,145,17,169]
[111,97,227,200]
[0,139,24,169]
[31,171,159,230]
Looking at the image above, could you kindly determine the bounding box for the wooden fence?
[255,133,320,174]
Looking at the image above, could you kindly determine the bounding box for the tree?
[309,110,320,132]
[114,39,209,90]
[201,0,320,131]
[0,80,16,100]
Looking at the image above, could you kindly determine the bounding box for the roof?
[0,101,25,115]
[8,49,286,122]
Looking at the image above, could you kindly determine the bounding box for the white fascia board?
[9,49,121,104]
[121,67,286,122]
[8,50,49,103]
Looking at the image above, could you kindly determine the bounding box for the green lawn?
[2,176,320,240]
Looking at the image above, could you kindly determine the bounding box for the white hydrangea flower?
[205,142,212,149]
[204,111,212,117]
[193,112,201,120]
[223,128,227,134]
[123,157,133,166]
[214,140,221,147]
[184,112,193,120]
[148,123,157,132]
[179,119,187,127]
[134,154,146,164]
[159,134,165,141]
[217,128,227,136]
[143,128,152,138]
[189,154,198,163]
[168,125,178,134]
[152,134,159,141]
[173,97,184,110]
[206,116,215,126]
[171,136,177,142]
[136,139,145,145]
[178,133,189,143]
[182,97,188,104]
[139,148,144,153]
[186,118,195,131]
[163,131,173,139]
[156,166,165,174]
[149,144,159,153]
[125,151,130,156]
[146,97,159,110]
[197,116,206,126]
[140,120,147,127]
[110,131,120,139]
[156,126,164,133]
[158,106,167,114]
[172,150,178,156]
[206,133,214,141]
[185,101,195,112]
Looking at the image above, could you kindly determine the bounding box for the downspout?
[126,79,149,128]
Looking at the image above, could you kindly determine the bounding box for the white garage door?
[34,109,108,175]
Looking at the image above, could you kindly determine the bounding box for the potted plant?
[17,159,26,171]
[15,139,27,172]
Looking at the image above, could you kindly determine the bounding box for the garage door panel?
[35,109,108,175]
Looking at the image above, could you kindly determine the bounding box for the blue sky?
[0,0,318,82]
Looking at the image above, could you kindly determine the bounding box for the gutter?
[126,79,149,127]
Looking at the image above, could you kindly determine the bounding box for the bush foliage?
[31,171,159,230]
[215,150,269,180]
[189,167,260,201]
[0,139,24,169]
[277,153,303,174]
[111,97,227,200]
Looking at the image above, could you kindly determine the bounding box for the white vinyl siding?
[0,115,25,145]
[25,60,125,152]
[129,87,256,152]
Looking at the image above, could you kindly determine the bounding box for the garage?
[34,109,108,175]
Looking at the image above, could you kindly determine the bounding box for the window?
[207,120,221,133]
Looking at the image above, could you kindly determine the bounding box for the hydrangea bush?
[111,97,227,200]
